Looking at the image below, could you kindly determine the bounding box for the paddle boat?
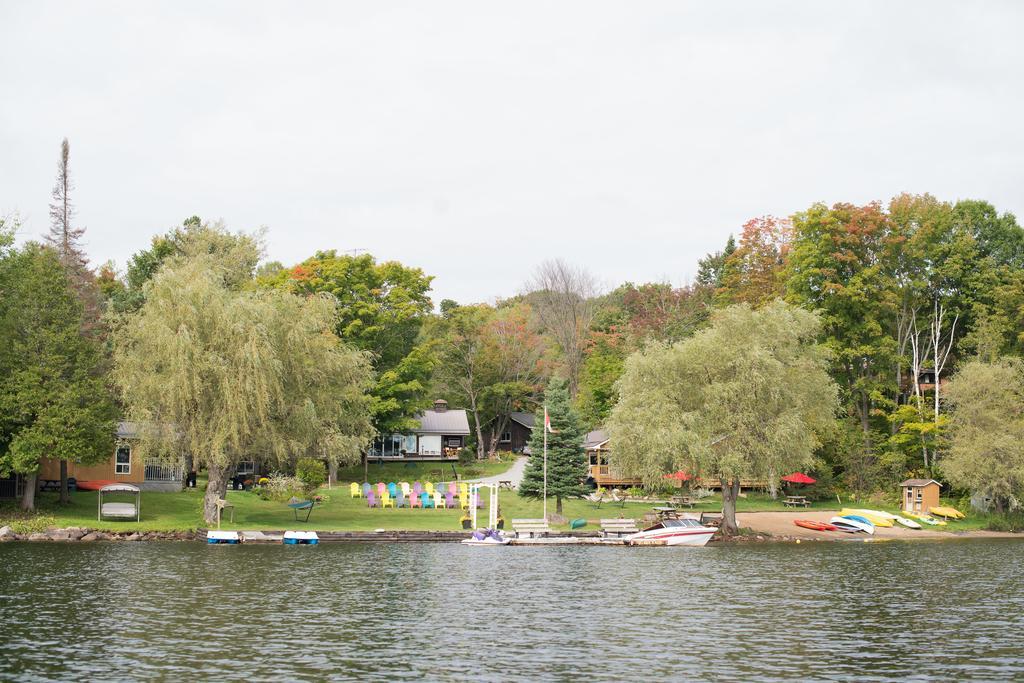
[283,530,319,545]
[207,530,240,544]
[793,520,838,532]
[626,516,717,546]
[830,516,874,534]
[929,506,964,519]
[840,509,894,527]
[461,528,512,546]
[893,515,922,529]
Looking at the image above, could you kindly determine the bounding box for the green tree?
[518,377,588,516]
[0,244,117,510]
[112,252,375,524]
[943,359,1024,514]
[608,302,839,534]
[261,251,435,433]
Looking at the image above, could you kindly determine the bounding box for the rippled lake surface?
[1,539,1023,681]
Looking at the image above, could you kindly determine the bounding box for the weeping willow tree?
[607,301,838,535]
[112,253,375,524]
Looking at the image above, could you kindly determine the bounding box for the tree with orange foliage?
[717,216,793,307]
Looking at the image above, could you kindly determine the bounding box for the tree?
[112,252,375,524]
[262,251,435,433]
[518,377,588,516]
[943,359,1024,514]
[695,234,736,289]
[525,260,598,398]
[0,244,117,510]
[607,302,839,534]
[717,216,792,306]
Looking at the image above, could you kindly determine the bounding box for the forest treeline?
[3,139,1024,520]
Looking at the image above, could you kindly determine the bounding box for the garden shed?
[900,479,940,514]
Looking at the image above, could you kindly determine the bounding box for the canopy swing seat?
[97,483,141,522]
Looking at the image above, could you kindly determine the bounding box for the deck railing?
[144,463,184,482]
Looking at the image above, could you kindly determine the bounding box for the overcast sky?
[2,2,1022,304]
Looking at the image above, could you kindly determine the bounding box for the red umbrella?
[781,472,816,484]
[663,471,693,481]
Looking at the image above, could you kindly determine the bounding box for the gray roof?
[508,412,535,428]
[584,429,609,449]
[900,479,941,488]
[117,421,140,439]
[415,408,471,435]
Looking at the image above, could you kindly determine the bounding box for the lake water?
[1,539,1022,681]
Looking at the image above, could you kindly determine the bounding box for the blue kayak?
[841,514,875,528]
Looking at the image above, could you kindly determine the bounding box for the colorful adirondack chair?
[459,494,469,510]
[425,481,435,495]
[350,482,361,498]
[410,490,421,508]
[367,491,378,508]
[400,482,411,497]
[448,482,457,496]
[421,491,434,509]
[433,490,445,509]
[396,490,406,508]
[459,482,469,497]
[412,482,422,497]
[377,482,386,497]
[361,482,371,497]
[381,492,395,509]
[387,482,398,499]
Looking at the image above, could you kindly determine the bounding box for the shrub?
[458,447,475,465]
[255,474,306,502]
[985,513,1024,533]
[295,458,327,492]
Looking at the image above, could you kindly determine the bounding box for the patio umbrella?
[781,472,816,484]
[663,471,693,489]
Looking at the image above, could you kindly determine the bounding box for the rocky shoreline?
[0,525,196,542]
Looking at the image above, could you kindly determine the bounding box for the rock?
[80,533,100,542]
[28,532,48,541]
[49,530,72,541]
[0,525,14,540]
[126,533,141,541]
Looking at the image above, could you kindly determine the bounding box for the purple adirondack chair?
[444,491,454,509]
[412,481,422,497]
[367,491,378,508]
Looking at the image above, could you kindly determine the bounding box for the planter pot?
[461,519,472,529]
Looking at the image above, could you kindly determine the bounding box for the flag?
[544,406,558,433]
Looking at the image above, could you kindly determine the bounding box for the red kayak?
[794,520,838,531]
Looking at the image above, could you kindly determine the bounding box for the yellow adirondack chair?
[459,482,469,497]
[425,481,435,495]
[350,482,361,498]
[459,494,469,510]
[381,492,395,509]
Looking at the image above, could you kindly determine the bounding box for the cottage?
[585,429,643,488]
[486,411,534,453]
[370,399,471,461]
[900,478,941,514]
[37,422,185,492]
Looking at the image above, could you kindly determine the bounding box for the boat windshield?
[662,518,704,528]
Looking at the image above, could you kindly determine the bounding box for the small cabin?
[900,478,941,514]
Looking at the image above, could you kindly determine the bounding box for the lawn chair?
[410,490,421,508]
[445,491,454,509]
[586,491,604,508]
[459,482,469,497]
[367,491,378,508]
[362,482,371,497]
[350,482,361,498]
[396,490,406,508]
[387,482,398,499]
[433,490,445,509]
[459,494,469,510]
[288,498,316,522]
[376,482,386,497]
[421,491,434,509]
[448,482,457,496]
[412,481,422,498]
[400,482,411,497]
[425,481,435,495]
[381,493,395,509]
[611,490,628,508]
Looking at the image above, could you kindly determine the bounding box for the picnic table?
[498,480,514,490]
[670,495,695,509]
[653,506,681,520]
[784,495,810,508]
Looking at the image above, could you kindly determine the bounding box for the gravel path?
[470,456,528,487]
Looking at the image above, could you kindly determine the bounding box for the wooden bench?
[670,496,695,509]
[511,518,552,538]
[600,518,640,537]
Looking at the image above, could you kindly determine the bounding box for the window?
[237,461,255,476]
[446,437,462,448]
[115,446,131,475]
[499,431,512,443]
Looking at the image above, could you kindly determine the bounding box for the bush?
[255,474,306,502]
[985,513,1024,533]
[295,458,327,492]
[458,447,475,465]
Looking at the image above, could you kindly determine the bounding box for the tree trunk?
[556,495,563,515]
[328,462,338,488]
[203,463,231,525]
[21,473,37,511]
[469,396,485,460]
[720,478,740,536]
[59,459,70,504]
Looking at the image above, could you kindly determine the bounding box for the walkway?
[470,456,528,488]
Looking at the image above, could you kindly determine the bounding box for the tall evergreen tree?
[519,377,588,516]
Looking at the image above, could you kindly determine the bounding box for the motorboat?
[830,516,874,534]
[626,516,717,547]
[462,529,512,546]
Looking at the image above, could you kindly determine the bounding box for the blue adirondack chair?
[421,491,434,509]
[362,482,371,497]
[387,482,398,499]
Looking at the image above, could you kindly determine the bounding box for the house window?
[499,431,512,443]
[115,446,131,475]
[446,437,462,448]
[237,461,255,476]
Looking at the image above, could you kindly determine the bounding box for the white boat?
[829,516,874,534]
[626,516,717,547]
[893,515,922,529]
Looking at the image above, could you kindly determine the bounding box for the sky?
[2,2,1023,305]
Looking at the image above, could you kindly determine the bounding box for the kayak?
[794,520,838,531]
[893,515,922,529]
[831,516,874,534]
[840,509,894,527]
[906,512,946,526]
[848,508,898,520]
[929,506,964,519]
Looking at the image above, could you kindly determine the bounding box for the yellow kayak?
[929,506,964,519]
[905,512,947,526]
[840,509,895,527]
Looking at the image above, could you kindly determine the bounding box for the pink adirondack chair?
[376,482,386,497]
[447,482,457,496]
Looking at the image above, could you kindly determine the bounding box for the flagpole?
[543,405,548,521]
